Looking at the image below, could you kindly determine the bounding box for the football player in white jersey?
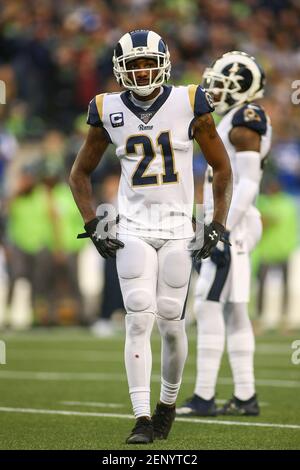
[70,30,232,444]
[177,51,272,417]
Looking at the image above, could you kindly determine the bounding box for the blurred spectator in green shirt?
[7,156,86,326]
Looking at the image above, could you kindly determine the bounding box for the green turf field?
[0,327,299,450]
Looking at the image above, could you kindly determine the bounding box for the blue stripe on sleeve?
[194,86,215,116]
[86,98,103,127]
[232,104,267,136]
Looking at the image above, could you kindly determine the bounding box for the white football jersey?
[204,102,272,223]
[87,85,214,239]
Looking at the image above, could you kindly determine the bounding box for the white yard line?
[7,350,123,362]
[0,370,299,388]
[6,350,177,363]
[2,334,296,351]
[0,370,120,381]
[0,406,299,430]
[61,399,268,408]
[6,344,294,357]
[6,351,294,363]
[5,351,299,378]
[60,401,124,408]
[256,345,296,354]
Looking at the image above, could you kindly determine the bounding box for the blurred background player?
[177,51,272,417]
[69,29,232,444]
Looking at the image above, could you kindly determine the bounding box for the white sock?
[156,318,188,405]
[130,387,151,418]
[194,300,225,400]
[226,303,255,401]
[125,312,155,418]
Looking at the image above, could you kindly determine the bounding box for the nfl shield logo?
[140,113,152,124]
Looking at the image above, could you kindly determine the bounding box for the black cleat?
[176,394,217,417]
[152,402,176,440]
[125,417,153,444]
[217,394,260,416]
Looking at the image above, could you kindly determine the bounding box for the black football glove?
[193,220,230,262]
[210,230,231,268]
[77,217,124,259]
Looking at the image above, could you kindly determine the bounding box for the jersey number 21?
[126,132,178,187]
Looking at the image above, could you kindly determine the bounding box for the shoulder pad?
[232,103,267,135]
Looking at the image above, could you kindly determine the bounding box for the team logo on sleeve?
[204,90,214,108]
[110,112,124,127]
[243,107,261,122]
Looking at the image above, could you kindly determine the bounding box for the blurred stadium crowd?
[0,0,299,330]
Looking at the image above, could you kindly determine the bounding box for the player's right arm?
[70,95,124,258]
[69,125,109,223]
[70,126,124,258]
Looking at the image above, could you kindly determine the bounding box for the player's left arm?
[193,113,233,227]
[226,125,261,231]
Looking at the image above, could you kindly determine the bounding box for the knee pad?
[157,296,182,320]
[125,289,152,313]
[162,250,190,288]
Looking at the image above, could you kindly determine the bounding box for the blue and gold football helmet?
[113,30,171,96]
[202,51,265,115]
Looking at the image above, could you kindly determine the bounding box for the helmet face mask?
[113,30,171,97]
[202,51,265,115]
